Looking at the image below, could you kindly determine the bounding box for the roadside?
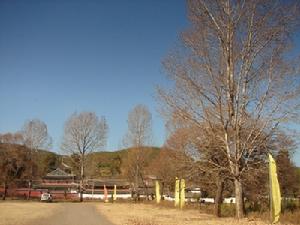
[0,202,113,225]
[97,203,269,225]
[0,201,61,225]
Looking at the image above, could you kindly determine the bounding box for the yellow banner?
[104,185,108,202]
[180,179,185,209]
[113,184,117,201]
[155,180,161,204]
[269,153,281,224]
[175,177,180,207]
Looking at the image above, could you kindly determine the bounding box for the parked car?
[41,193,52,202]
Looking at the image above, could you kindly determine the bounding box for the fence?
[0,188,78,200]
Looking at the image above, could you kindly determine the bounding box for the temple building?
[35,168,78,192]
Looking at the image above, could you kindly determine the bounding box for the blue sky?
[0,0,300,166]
[0,0,187,151]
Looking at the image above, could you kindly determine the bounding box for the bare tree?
[21,119,52,151]
[124,104,152,147]
[0,144,29,200]
[123,104,152,198]
[0,132,24,145]
[158,0,300,218]
[275,134,299,198]
[61,112,108,202]
[20,119,52,199]
[165,116,230,217]
[149,142,191,199]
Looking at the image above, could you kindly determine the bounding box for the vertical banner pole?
[175,177,180,207]
[269,153,281,224]
[155,180,161,204]
[113,184,117,202]
[104,184,108,203]
[180,179,185,209]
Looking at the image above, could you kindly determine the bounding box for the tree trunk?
[2,181,7,200]
[161,182,165,200]
[28,180,32,200]
[134,163,139,201]
[28,147,34,201]
[80,190,83,202]
[214,177,224,217]
[80,154,84,202]
[234,178,244,219]
[139,172,150,200]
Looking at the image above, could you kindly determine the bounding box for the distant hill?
[0,143,60,179]
[2,143,300,192]
[0,143,162,179]
[84,146,161,178]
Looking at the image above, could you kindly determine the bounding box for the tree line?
[0,105,153,201]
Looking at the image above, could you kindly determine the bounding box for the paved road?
[34,203,114,225]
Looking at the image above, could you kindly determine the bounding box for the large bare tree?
[158,0,300,218]
[61,112,108,202]
[21,119,52,199]
[21,119,52,151]
[124,104,152,147]
[123,104,152,198]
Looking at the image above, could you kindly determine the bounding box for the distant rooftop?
[46,168,75,177]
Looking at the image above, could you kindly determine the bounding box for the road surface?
[33,203,114,225]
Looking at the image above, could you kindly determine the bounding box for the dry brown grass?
[248,211,300,225]
[279,211,300,225]
[0,201,61,225]
[97,203,269,225]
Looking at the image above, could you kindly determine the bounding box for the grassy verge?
[97,200,300,225]
[97,202,268,225]
[0,202,61,225]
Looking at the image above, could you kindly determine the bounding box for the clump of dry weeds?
[125,218,159,225]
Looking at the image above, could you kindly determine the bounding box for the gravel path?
[34,203,114,225]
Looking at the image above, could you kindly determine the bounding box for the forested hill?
[2,143,299,192]
[65,146,162,178]
[0,143,162,179]
[0,143,59,179]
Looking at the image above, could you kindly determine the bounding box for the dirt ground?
[0,202,113,225]
[97,203,269,225]
[0,202,282,225]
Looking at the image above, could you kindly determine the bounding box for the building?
[34,168,78,192]
[83,178,132,199]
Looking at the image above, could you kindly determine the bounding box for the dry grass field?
[97,203,269,225]
[0,201,297,225]
[0,201,61,225]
